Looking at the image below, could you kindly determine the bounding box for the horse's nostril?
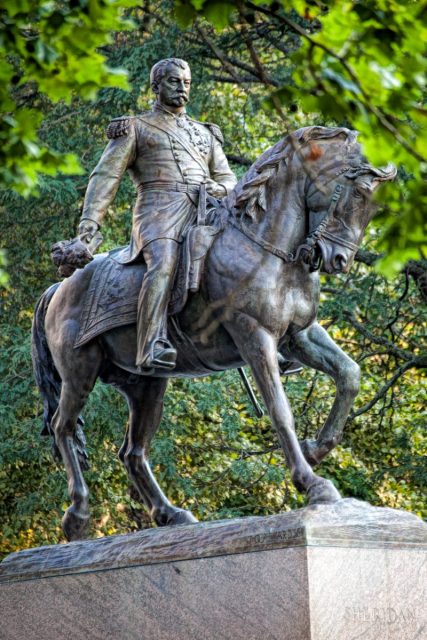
[334,254,347,271]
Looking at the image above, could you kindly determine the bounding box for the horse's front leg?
[225,315,341,505]
[286,321,360,467]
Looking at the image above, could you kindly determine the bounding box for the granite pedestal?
[1,499,426,640]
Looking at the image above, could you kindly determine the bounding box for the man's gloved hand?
[78,219,100,243]
[51,238,94,278]
[78,218,103,253]
[205,179,227,198]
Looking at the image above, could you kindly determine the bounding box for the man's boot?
[136,239,180,371]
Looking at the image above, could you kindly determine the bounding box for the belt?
[137,181,201,195]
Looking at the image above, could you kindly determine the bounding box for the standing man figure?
[78,58,237,370]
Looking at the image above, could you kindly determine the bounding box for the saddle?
[73,223,220,349]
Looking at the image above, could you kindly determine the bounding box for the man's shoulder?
[189,118,225,145]
[106,113,151,139]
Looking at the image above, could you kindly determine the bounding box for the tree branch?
[354,248,383,266]
[236,4,280,88]
[354,250,427,302]
[209,74,262,84]
[195,22,244,85]
[350,355,427,418]
[246,1,425,163]
[227,154,253,166]
[343,311,413,362]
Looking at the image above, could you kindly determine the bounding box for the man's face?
[153,63,191,109]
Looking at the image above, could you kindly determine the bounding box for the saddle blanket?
[74,252,144,348]
[74,225,219,349]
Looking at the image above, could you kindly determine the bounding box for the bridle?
[230,182,356,269]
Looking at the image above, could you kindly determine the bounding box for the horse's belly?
[100,313,244,379]
[172,292,245,374]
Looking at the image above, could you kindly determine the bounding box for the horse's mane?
[224,126,385,222]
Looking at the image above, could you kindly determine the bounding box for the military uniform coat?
[81,105,237,263]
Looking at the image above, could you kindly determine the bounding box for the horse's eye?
[354,187,364,199]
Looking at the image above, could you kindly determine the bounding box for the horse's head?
[296,127,396,274]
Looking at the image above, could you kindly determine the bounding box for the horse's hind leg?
[52,380,95,541]
[286,321,360,467]
[119,377,198,527]
[50,340,101,541]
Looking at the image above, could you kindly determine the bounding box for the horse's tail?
[31,283,89,468]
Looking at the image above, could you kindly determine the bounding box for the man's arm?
[78,117,137,248]
[206,124,237,197]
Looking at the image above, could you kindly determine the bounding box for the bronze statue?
[78,58,236,370]
[34,119,395,541]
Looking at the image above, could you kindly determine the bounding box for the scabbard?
[238,368,264,418]
[197,182,207,226]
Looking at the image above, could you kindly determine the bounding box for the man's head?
[150,58,191,112]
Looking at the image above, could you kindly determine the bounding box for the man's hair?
[150,58,190,86]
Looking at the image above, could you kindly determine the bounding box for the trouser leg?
[136,238,180,368]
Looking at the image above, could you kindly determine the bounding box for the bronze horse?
[32,126,395,541]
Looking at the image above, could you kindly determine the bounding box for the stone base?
[1,499,426,640]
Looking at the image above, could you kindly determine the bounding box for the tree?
[0,0,139,195]
[0,1,425,558]
[172,0,427,274]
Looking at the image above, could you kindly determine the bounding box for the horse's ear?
[357,163,397,192]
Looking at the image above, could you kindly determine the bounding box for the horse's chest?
[251,274,318,337]
[283,290,316,328]
[207,235,318,337]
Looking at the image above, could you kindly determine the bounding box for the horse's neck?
[251,171,306,253]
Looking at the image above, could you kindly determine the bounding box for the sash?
[136,116,209,174]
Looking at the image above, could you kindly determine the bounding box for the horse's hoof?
[62,506,90,541]
[167,508,198,526]
[300,439,322,467]
[307,478,341,505]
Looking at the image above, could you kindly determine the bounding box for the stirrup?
[278,353,303,376]
[138,339,177,371]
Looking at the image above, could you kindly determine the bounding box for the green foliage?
[173,0,427,276]
[0,0,139,195]
[0,0,425,558]
[0,249,8,287]
[3,0,426,270]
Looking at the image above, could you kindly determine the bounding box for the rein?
[229,217,295,262]
[321,230,358,252]
[230,183,345,267]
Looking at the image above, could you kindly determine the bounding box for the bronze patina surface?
[78,58,236,370]
[34,89,396,541]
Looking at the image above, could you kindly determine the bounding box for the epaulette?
[106,117,132,139]
[189,117,225,145]
[204,122,224,145]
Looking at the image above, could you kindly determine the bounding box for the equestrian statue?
[32,58,396,541]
